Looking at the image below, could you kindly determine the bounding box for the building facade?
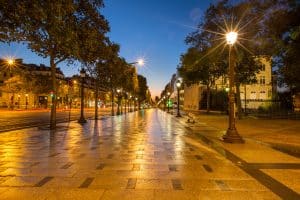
[0,59,107,110]
[183,57,275,111]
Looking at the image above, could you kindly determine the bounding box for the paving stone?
[136,179,173,190]
[0,109,292,199]
[1,176,42,187]
[100,189,154,200]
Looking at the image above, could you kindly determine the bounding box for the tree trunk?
[206,84,210,113]
[94,80,99,120]
[235,82,242,119]
[50,56,57,130]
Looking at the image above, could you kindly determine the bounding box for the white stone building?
[183,57,275,111]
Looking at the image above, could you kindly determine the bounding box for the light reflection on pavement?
[0,109,296,199]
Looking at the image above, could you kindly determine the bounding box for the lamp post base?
[223,128,244,143]
[78,117,87,124]
[176,113,182,117]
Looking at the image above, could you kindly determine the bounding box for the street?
[0,108,111,133]
[0,109,299,199]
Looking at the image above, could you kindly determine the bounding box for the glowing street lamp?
[135,97,138,111]
[129,58,144,66]
[25,94,28,110]
[78,68,87,123]
[4,58,16,110]
[7,59,15,66]
[223,31,244,143]
[137,59,144,66]
[17,94,20,109]
[163,96,166,111]
[167,92,170,112]
[176,80,182,117]
[129,95,133,112]
[226,31,238,45]
[117,89,121,115]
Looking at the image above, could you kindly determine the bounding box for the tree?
[178,46,226,113]
[0,0,110,129]
[181,0,264,115]
[137,75,149,109]
[255,0,300,93]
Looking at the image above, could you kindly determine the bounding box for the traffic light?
[50,91,54,98]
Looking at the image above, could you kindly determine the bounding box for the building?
[183,57,275,111]
[0,59,107,110]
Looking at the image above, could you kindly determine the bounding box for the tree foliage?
[255,0,300,92]
[178,0,265,114]
[0,0,110,128]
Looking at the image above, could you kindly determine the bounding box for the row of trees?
[0,0,150,129]
[178,0,299,116]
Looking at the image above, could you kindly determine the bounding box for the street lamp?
[25,94,28,110]
[17,94,20,109]
[167,92,170,113]
[135,97,138,111]
[128,58,144,66]
[222,31,244,143]
[163,96,166,111]
[78,68,87,123]
[117,89,121,115]
[129,95,132,112]
[7,59,14,66]
[176,80,182,117]
[5,58,16,110]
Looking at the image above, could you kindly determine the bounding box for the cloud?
[189,8,202,22]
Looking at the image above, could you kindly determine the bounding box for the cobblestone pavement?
[180,111,300,157]
[0,109,299,199]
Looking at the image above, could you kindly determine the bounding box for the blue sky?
[0,0,213,97]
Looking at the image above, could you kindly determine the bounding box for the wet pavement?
[0,108,111,133]
[0,109,299,199]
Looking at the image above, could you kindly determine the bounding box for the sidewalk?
[180,111,300,156]
[0,109,298,199]
[172,111,300,199]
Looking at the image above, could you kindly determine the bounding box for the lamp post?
[135,97,138,111]
[117,89,121,115]
[128,59,144,67]
[78,68,87,123]
[5,58,15,110]
[17,95,20,109]
[176,80,182,117]
[25,94,28,110]
[129,95,132,112]
[167,92,170,112]
[222,31,244,143]
[163,96,166,111]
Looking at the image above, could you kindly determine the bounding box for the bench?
[186,112,196,123]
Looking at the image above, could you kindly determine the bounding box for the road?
[0,109,299,199]
[0,108,111,132]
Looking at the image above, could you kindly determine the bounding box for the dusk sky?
[0,0,213,97]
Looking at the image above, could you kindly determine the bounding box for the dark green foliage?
[137,75,148,103]
[256,0,300,92]
[0,0,110,128]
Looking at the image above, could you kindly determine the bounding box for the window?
[260,76,265,85]
[260,91,266,99]
[250,91,256,99]
[240,92,244,99]
[261,64,265,71]
[3,72,7,77]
